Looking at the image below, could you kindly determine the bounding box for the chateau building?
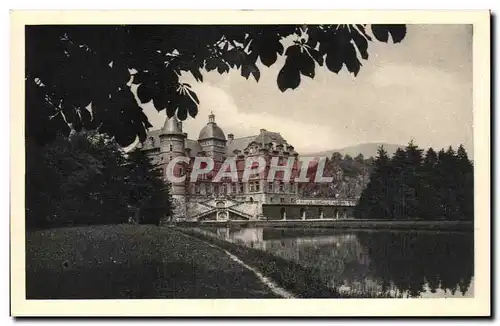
[139,112,305,221]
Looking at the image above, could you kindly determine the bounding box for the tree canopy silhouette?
[26,24,407,146]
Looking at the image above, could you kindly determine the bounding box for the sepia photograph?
[10,10,491,317]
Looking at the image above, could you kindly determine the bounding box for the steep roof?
[226,130,293,156]
[142,128,297,156]
[185,139,202,157]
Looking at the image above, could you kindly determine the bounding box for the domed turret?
[198,112,226,141]
[197,112,227,162]
[162,115,183,135]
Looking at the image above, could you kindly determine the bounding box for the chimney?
[260,128,267,133]
[228,133,234,142]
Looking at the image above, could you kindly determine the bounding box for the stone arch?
[334,208,339,219]
[300,207,306,220]
[319,207,324,219]
[280,207,286,220]
[249,197,254,203]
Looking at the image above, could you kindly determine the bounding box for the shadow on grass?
[27,256,278,299]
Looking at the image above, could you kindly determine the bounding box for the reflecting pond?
[202,227,474,298]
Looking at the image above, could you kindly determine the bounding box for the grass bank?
[176,227,398,298]
[26,224,279,299]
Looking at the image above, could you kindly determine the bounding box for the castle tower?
[198,112,227,162]
[159,115,187,221]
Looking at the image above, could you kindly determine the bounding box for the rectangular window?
[280,197,285,203]
[255,181,260,192]
[249,183,255,192]
[279,182,284,192]
[268,182,274,192]
[232,184,237,194]
[239,183,244,193]
[195,184,200,194]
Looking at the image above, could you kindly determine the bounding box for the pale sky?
[140,24,473,156]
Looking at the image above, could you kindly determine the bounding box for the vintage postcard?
[10,10,491,317]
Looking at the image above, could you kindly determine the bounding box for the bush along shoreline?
[176,227,400,299]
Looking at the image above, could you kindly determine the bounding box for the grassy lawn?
[26,224,279,299]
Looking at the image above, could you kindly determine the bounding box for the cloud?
[141,80,342,153]
[139,25,473,156]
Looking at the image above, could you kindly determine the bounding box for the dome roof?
[198,112,226,141]
[161,115,183,135]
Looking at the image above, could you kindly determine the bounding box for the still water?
[202,227,474,298]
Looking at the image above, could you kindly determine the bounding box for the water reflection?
[203,227,474,298]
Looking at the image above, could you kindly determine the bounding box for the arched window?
[249,197,254,203]
[280,207,286,219]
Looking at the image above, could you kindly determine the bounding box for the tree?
[356,146,391,219]
[403,140,423,218]
[125,149,173,225]
[455,144,474,221]
[354,153,365,164]
[389,148,408,219]
[330,152,343,162]
[26,24,407,146]
[25,132,172,229]
[419,147,441,220]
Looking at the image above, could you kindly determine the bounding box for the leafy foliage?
[300,152,372,199]
[26,24,406,146]
[25,132,172,229]
[355,142,474,221]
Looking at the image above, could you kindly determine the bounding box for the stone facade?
[140,112,303,221]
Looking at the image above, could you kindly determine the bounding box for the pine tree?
[125,148,173,225]
[354,153,365,164]
[389,148,408,219]
[356,146,391,219]
[419,148,440,220]
[404,140,424,219]
[456,144,474,221]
